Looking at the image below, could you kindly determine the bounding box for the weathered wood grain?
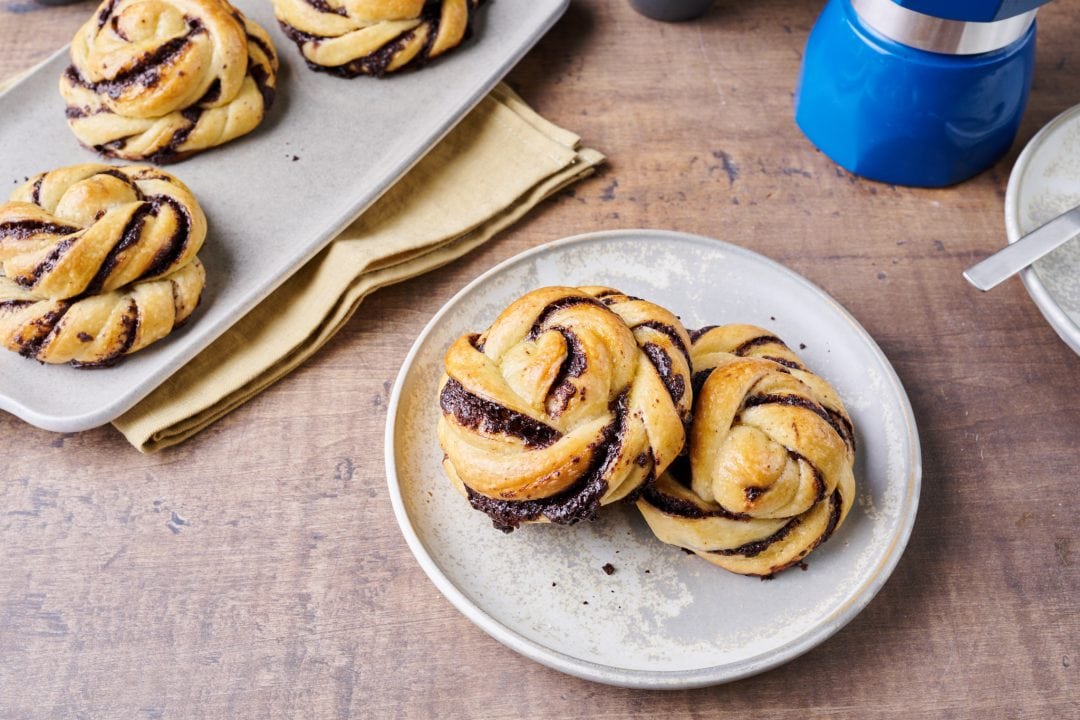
[1,0,1078,718]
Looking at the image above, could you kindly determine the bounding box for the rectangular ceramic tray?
[0,0,568,432]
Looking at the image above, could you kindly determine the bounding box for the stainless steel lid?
[851,0,1036,55]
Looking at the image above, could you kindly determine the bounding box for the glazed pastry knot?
[61,0,278,162]
[438,286,693,531]
[0,164,207,366]
[638,325,856,576]
[274,0,481,76]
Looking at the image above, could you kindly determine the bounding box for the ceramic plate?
[1005,103,1080,355]
[385,229,921,688]
[0,0,567,432]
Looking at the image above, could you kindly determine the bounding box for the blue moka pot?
[795,0,1049,187]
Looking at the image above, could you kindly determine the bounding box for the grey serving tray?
[0,0,567,432]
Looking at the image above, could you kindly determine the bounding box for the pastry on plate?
[275,0,482,77]
[0,163,208,366]
[60,0,278,163]
[438,286,693,531]
[637,325,856,576]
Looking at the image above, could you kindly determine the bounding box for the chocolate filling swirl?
[465,392,630,532]
[642,342,687,409]
[440,378,559,449]
[708,489,843,560]
[278,0,482,77]
[545,326,587,416]
[0,220,80,241]
[64,19,207,100]
[743,393,851,451]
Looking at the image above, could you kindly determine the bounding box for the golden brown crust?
[637,324,856,576]
[60,0,278,163]
[0,164,207,366]
[437,286,693,531]
[273,0,481,77]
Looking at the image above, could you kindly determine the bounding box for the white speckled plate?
[0,0,567,432]
[1005,104,1080,355]
[384,230,921,688]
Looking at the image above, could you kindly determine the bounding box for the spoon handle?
[964,206,1080,291]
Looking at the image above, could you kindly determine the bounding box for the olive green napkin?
[1,69,603,451]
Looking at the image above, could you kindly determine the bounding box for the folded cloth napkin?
[1,69,603,451]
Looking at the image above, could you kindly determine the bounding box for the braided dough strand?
[0,259,204,367]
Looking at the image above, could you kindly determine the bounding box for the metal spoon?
[964,205,1080,291]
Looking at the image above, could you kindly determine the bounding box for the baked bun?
[0,164,207,366]
[638,325,856,576]
[438,286,693,531]
[60,0,278,163]
[274,0,481,77]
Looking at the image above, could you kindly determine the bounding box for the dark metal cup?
[630,0,713,22]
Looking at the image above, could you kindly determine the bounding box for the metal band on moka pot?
[851,0,1036,54]
[794,0,1049,187]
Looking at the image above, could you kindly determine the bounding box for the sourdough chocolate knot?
[638,325,857,576]
[0,164,207,366]
[438,286,693,531]
[274,0,482,77]
[60,0,278,163]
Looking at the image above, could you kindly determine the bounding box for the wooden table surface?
[1,1,1078,717]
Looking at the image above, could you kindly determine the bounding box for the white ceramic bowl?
[1004,103,1080,356]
